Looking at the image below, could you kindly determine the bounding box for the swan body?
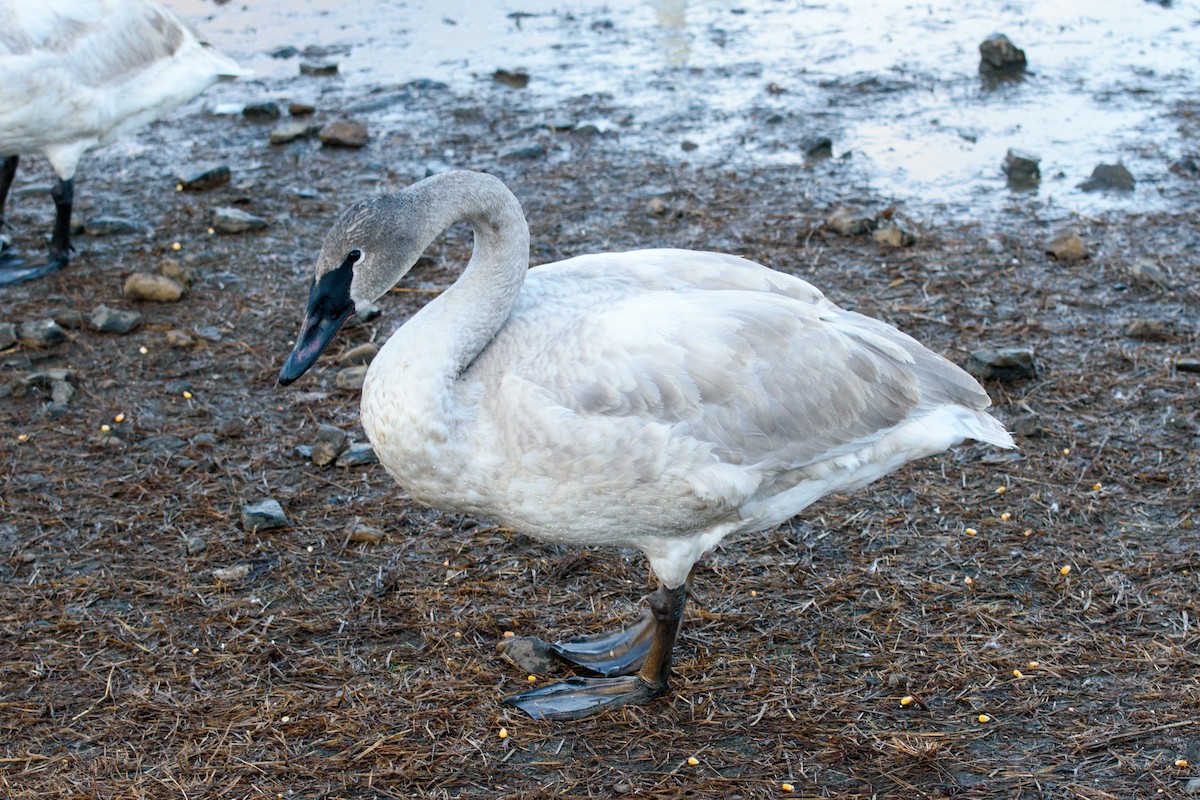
[280,171,1014,719]
[0,0,249,284]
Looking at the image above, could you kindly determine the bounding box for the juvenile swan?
[0,0,249,285]
[279,171,1014,720]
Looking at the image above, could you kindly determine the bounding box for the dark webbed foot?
[0,251,70,285]
[503,582,688,720]
[503,674,664,720]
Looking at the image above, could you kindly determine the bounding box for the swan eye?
[349,249,363,264]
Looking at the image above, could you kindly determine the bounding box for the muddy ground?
[2,53,1199,800]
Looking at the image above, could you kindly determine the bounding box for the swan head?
[279,196,423,385]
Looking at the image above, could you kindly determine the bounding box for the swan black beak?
[279,255,357,386]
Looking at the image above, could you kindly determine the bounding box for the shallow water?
[168,0,1199,219]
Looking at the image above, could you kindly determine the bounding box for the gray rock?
[501,143,546,161]
[979,34,1027,75]
[1125,319,1173,340]
[826,206,875,236]
[48,307,83,329]
[269,122,319,145]
[1046,232,1087,262]
[801,135,833,159]
[17,319,67,347]
[336,442,378,466]
[242,101,282,121]
[288,100,316,116]
[493,69,530,89]
[1176,359,1200,374]
[311,423,349,466]
[335,365,368,391]
[873,224,915,248]
[177,165,231,191]
[966,347,1038,382]
[1128,260,1169,286]
[88,305,143,334]
[210,207,268,234]
[217,417,247,439]
[680,140,699,152]
[0,322,15,350]
[299,61,339,76]
[185,536,208,556]
[320,121,369,148]
[339,342,379,365]
[51,380,74,405]
[166,330,195,348]
[1079,163,1135,192]
[1003,149,1040,184]
[124,273,185,302]
[241,499,288,533]
[84,217,139,236]
[347,91,413,113]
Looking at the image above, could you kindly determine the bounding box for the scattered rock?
[1011,413,1047,438]
[1176,359,1200,374]
[966,347,1038,382]
[84,217,139,236]
[51,380,74,405]
[1079,162,1135,192]
[288,100,316,116]
[241,499,288,533]
[185,536,208,556]
[1185,777,1200,796]
[645,197,668,216]
[873,224,915,248]
[499,635,563,675]
[339,342,379,365]
[158,258,193,287]
[335,365,368,391]
[0,322,15,350]
[269,45,299,59]
[1169,156,1198,177]
[177,165,231,191]
[1127,259,1169,286]
[319,121,369,148]
[166,330,195,348]
[492,68,530,89]
[311,423,349,466]
[680,140,699,152]
[800,135,833,159]
[979,34,1027,76]
[48,307,82,329]
[336,442,378,467]
[269,122,319,145]
[213,563,251,582]
[242,101,282,121]
[299,61,339,76]
[88,305,143,334]
[217,417,247,439]
[1125,319,1173,340]
[1002,149,1040,185]
[826,206,875,236]
[346,522,385,544]
[501,143,546,161]
[17,319,67,347]
[348,91,414,114]
[124,273,185,302]
[1046,232,1087,262]
[210,207,268,234]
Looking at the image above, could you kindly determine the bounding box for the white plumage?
[0,0,249,284]
[280,170,1014,719]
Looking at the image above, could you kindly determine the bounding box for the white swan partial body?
[279,171,1014,719]
[0,0,249,284]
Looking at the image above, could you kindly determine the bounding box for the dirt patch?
[1,69,1198,800]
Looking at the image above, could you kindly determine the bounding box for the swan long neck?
[367,172,530,379]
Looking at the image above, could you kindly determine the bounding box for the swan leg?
[0,173,73,286]
[502,582,687,720]
[0,156,16,255]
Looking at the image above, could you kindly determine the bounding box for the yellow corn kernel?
[687,756,699,766]
[114,413,125,423]
[1060,565,1072,576]
[1028,661,1040,668]
[1092,483,1102,491]
[172,242,182,251]
[498,727,508,739]
[995,486,1006,494]
[977,714,991,723]
[900,696,914,706]
[1000,512,1011,522]
[965,527,977,536]
[1176,759,1189,768]
[781,784,795,792]
[1012,669,1023,678]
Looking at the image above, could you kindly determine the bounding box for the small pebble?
[241,499,289,533]
[17,319,67,347]
[88,305,143,334]
[177,165,231,191]
[335,365,368,391]
[84,217,139,236]
[242,101,282,121]
[124,273,184,302]
[492,68,530,89]
[1046,232,1088,262]
[210,207,268,234]
[319,121,369,148]
[299,61,339,76]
